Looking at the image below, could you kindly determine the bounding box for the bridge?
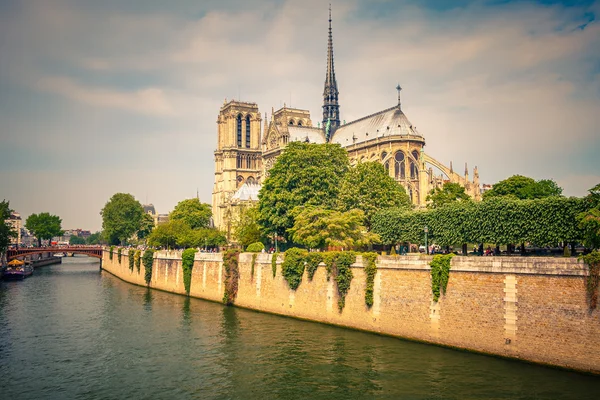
[7,246,103,261]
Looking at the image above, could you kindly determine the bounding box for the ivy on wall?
[363,252,378,307]
[323,252,337,281]
[282,248,308,290]
[134,250,141,272]
[430,254,455,302]
[581,250,600,310]
[271,252,279,278]
[334,251,356,312]
[305,253,323,281]
[223,249,240,305]
[109,246,114,260]
[143,249,154,286]
[251,253,257,280]
[117,247,122,264]
[128,250,135,272]
[182,248,198,295]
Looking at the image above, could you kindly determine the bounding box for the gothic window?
[245,115,251,148]
[237,114,242,147]
[410,150,419,179]
[236,154,242,169]
[381,151,387,161]
[246,155,251,169]
[247,177,255,184]
[394,152,406,179]
[384,161,389,174]
[236,175,244,188]
[289,120,294,125]
[298,121,302,126]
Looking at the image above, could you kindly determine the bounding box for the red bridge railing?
[6,246,103,261]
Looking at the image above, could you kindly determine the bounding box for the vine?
[334,252,356,312]
[305,253,323,281]
[323,252,337,281]
[142,249,154,286]
[128,249,135,271]
[134,250,141,272]
[430,254,455,302]
[223,249,240,305]
[363,252,378,307]
[109,245,114,260]
[117,247,122,264]
[182,248,198,295]
[581,250,600,310]
[271,251,279,278]
[282,248,308,290]
[251,253,257,280]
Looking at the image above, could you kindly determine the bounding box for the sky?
[0,0,599,231]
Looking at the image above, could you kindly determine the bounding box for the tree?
[86,231,104,245]
[147,220,190,249]
[169,198,212,230]
[69,235,86,245]
[137,213,155,240]
[232,205,262,249]
[288,206,379,250]
[258,142,350,240]
[1,200,17,254]
[100,193,144,245]
[578,183,600,250]
[337,161,411,226]
[426,182,471,209]
[25,212,63,247]
[483,175,562,200]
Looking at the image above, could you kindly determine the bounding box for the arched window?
[381,151,387,161]
[237,114,242,147]
[247,177,255,184]
[298,121,302,126]
[245,115,251,149]
[394,152,405,179]
[236,154,242,169]
[236,175,244,188]
[289,120,294,125]
[410,150,419,179]
[246,155,251,169]
[384,161,390,174]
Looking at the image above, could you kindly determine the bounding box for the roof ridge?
[341,105,400,128]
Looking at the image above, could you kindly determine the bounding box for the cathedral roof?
[330,105,423,147]
[287,126,326,144]
[231,182,261,202]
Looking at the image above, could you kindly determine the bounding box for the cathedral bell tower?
[212,100,262,230]
[322,5,340,140]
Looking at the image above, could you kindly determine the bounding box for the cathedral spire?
[323,4,340,137]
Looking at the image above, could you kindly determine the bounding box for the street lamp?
[424,225,429,255]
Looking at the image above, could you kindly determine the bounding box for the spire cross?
[396,84,402,109]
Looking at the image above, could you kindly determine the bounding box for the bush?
[246,242,265,252]
[281,248,308,290]
[182,248,198,295]
[143,249,154,286]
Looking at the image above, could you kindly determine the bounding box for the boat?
[3,259,34,280]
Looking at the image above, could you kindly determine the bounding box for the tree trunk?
[462,243,467,256]
[520,243,526,256]
[38,237,42,247]
[495,244,500,256]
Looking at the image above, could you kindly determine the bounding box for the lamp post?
[424,225,429,255]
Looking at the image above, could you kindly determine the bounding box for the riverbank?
[101,249,600,375]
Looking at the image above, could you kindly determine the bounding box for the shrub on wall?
[323,252,337,281]
[246,242,265,252]
[117,247,122,264]
[109,246,114,260]
[134,250,141,272]
[223,249,240,305]
[363,252,378,307]
[271,252,279,278]
[305,253,323,281]
[182,248,198,295]
[143,249,154,286]
[282,248,308,290]
[128,249,135,272]
[334,251,356,312]
[430,254,455,302]
[581,250,600,310]
[251,253,257,279]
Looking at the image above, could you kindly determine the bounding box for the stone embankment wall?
[102,250,600,374]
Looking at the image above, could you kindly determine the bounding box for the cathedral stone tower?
[322,5,340,139]
[212,100,262,230]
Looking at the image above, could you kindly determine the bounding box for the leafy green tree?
[25,212,63,247]
[137,213,155,239]
[483,175,562,200]
[100,193,144,245]
[578,183,600,250]
[258,142,350,240]
[426,182,471,209]
[69,235,86,245]
[147,220,190,249]
[1,200,17,254]
[337,161,411,227]
[233,205,262,248]
[86,231,104,245]
[169,198,212,230]
[288,206,379,250]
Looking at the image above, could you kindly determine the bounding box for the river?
[1,256,599,399]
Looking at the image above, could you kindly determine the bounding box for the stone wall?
[102,250,600,374]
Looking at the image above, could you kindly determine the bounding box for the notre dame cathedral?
[212,8,481,232]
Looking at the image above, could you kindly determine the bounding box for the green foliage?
[25,212,63,247]
[333,252,356,312]
[323,252,337,281]
[117,247,122,264]
[109,245,114,260]
[182,248,198,295]
[272,252,279,278]
[69,235,86,245]
[581,251,600,310]
[233,205,263,249]
[0,200,17,254]
[390,246,396,255]
[223,249,240,305]
[137,213,155,239]
[426,182,471,209]
[86,231,104,245]
[288,206,379,250]
[483,175,562,200]
[337,162,411,226]
[143,249,154,286]
[281,248,308,290]
[128,249,135,271]
[578,184,600,250]
[251,253,257,279]
[147,219,226,249]
[170,198,212,230]
[134,250,141,272]
[246,242,265,252]
[363,252,378,307]
[305,253,323,281]
[258,142,350,240]
[430,254,455,302]
[101,193,144,245]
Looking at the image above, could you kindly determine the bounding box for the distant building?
[5,212,22,245]
[156,214,169,225]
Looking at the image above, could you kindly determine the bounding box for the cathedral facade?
[212,9,481,232]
